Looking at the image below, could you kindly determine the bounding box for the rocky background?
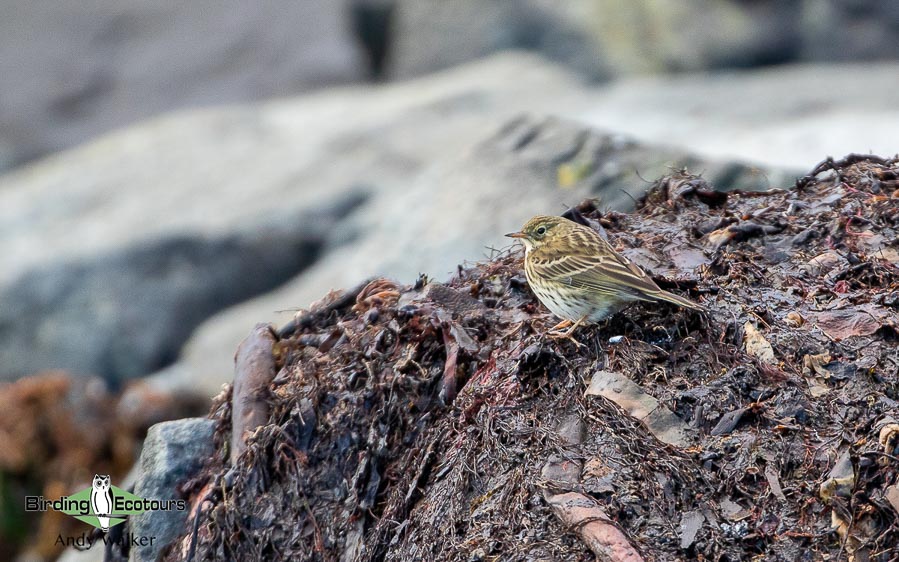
[0,1,898,560]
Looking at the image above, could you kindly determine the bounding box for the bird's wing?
[539,244,663,301]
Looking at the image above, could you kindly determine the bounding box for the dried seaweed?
[168,155,899,562]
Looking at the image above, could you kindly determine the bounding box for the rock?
[390,0,609,79]
[575,62,899,170]
[0,53,580,383]
[719,498,751,522]
[4,1,898,177]
[590,0,802,73]
[801,1,899,63]
[541,455,582,487]
[391,0,899,80]
[0,1,365,170]
[129,418,216,562]
[556,413,585,446]
[390,0,802,79]
[0,204,353,382]
[804,251,847,277]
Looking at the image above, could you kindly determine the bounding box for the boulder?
[0,53,584,383]
[801,1,899,62]
[573,62,899,170]
[0,200,358,382]
[390,0,899,78]
[4,0,899,173]
[129,418,216,562]
[389,0,610,79]
[0,0,365,170]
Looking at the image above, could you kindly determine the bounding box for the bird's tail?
[653,289,704,311]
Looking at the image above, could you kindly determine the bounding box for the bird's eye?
[535,226,547,236]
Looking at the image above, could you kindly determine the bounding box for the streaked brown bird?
[506,215,702,339]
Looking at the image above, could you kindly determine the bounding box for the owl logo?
[90,474,113,532]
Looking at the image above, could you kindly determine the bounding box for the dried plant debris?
[168,154,899,561]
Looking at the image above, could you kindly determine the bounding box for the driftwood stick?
[546,491,645,562]
[230,323,277,464]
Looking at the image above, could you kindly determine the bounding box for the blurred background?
[1,1,898,559]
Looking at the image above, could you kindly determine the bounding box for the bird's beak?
[505,231,525,239]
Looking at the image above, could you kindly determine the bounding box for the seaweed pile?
[170,154,899,561]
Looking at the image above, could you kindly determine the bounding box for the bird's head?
[505,215,572,251]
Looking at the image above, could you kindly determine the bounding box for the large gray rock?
[0,196,362,382]
[0,1,365,170]
[801,1,899,62]
[129,418,216,562]
[389,0,610,79]
[0,52,587,383]
[4,1,898,176]
[390,0,806,79]
[390,0,899,79]
[587,0,803,73]
[574,62,899,169]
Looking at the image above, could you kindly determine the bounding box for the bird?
[506,215,702,340]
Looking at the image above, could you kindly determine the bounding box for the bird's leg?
[548,316,587,347]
